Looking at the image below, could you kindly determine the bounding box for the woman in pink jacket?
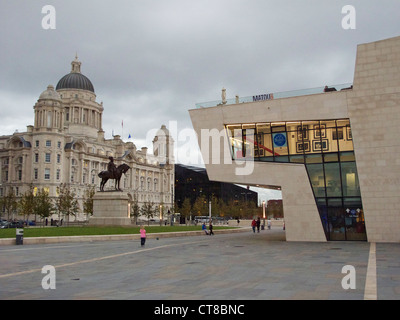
[140,225,146,246]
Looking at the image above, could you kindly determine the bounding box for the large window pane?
[290,155,305,163]
[287,130,298,155]
[327,198,345,241]
[243,127,256,159]
[316,198,329,236]
[260,133,274,158]
[306,164,325,197]
[341,162,361,196]
[286,121,301,133]
[344,198,367,241]
[227,125,242,160]
[322,126,338,153]
[340,151,356,162]
[325,162,342,197]
[337,120,353,152]
[305,154,323,164]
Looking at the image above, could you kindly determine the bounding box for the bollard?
[16,228,24,245]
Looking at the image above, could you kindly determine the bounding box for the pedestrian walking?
[140,225,146,246]
[267,219,271,230]
[251,219,256,233]
[202,222,208,235]
[209,221,214,235]
[256,217,261,233]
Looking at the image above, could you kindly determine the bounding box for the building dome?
[56,73,95,92]
[39,84,62,101]
[55,56,95,93]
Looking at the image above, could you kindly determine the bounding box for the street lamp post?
[262,201,266,219]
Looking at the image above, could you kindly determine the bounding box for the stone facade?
[190,35,400,242]
[0,57,174,221]
[347,36,400,242]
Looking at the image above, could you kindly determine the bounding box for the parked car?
[7,221,24,228]
[0,221,10,229]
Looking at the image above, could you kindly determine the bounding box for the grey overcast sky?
[1,0,399,202]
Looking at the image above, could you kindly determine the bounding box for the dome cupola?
[56,55,95,93]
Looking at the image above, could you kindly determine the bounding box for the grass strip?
[0,225,234,239]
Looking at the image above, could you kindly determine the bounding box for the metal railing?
[195,83,353,109]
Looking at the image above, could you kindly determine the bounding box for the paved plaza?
[0,228,399,300]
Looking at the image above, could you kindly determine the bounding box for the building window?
[56,169,60,180]
[46,140,51,147]
[57,154,61,163]
[18,170,22,181]
[47,112,52,128]
[45,153,51,163]
[44,169,50,180]
[35,153,39,163]
[35,140,39,147]
[58,141,61,148]
[34,168,38,180]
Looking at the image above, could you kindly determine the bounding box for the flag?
[128,134,131,139]
[121,120,123,128]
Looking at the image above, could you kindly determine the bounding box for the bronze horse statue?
[98,163,131,191]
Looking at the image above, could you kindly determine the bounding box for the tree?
[130,196,140,225]
[18,185,35,224]
[0,189,18,220]
[34,188,55,226]
[180,198,192,222]
[210,195,220,217]
[56,183,80,225]
[192,195,207,216]
[140,201,156,226]
[82,185,96,220]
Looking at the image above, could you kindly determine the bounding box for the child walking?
[140,225,146,246]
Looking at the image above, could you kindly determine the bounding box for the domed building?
[0,57,174,223]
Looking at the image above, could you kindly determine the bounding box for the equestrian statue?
[98,157,131,191]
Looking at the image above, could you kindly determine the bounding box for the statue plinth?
[90,191,131,226]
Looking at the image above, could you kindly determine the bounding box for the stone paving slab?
[0,228,399,300]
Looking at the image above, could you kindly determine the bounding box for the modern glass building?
[190,35,400,242]
[226,119,365,241]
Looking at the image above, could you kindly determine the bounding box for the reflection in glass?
[325,163,342,197]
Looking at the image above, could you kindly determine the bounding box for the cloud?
[1,0,400,167]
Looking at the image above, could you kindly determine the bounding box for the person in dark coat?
[209,221,214,235]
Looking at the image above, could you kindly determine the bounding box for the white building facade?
[0,57,174,221]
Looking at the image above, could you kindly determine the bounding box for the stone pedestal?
[90,191,131,226]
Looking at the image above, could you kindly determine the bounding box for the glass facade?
[226,119,367,241]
